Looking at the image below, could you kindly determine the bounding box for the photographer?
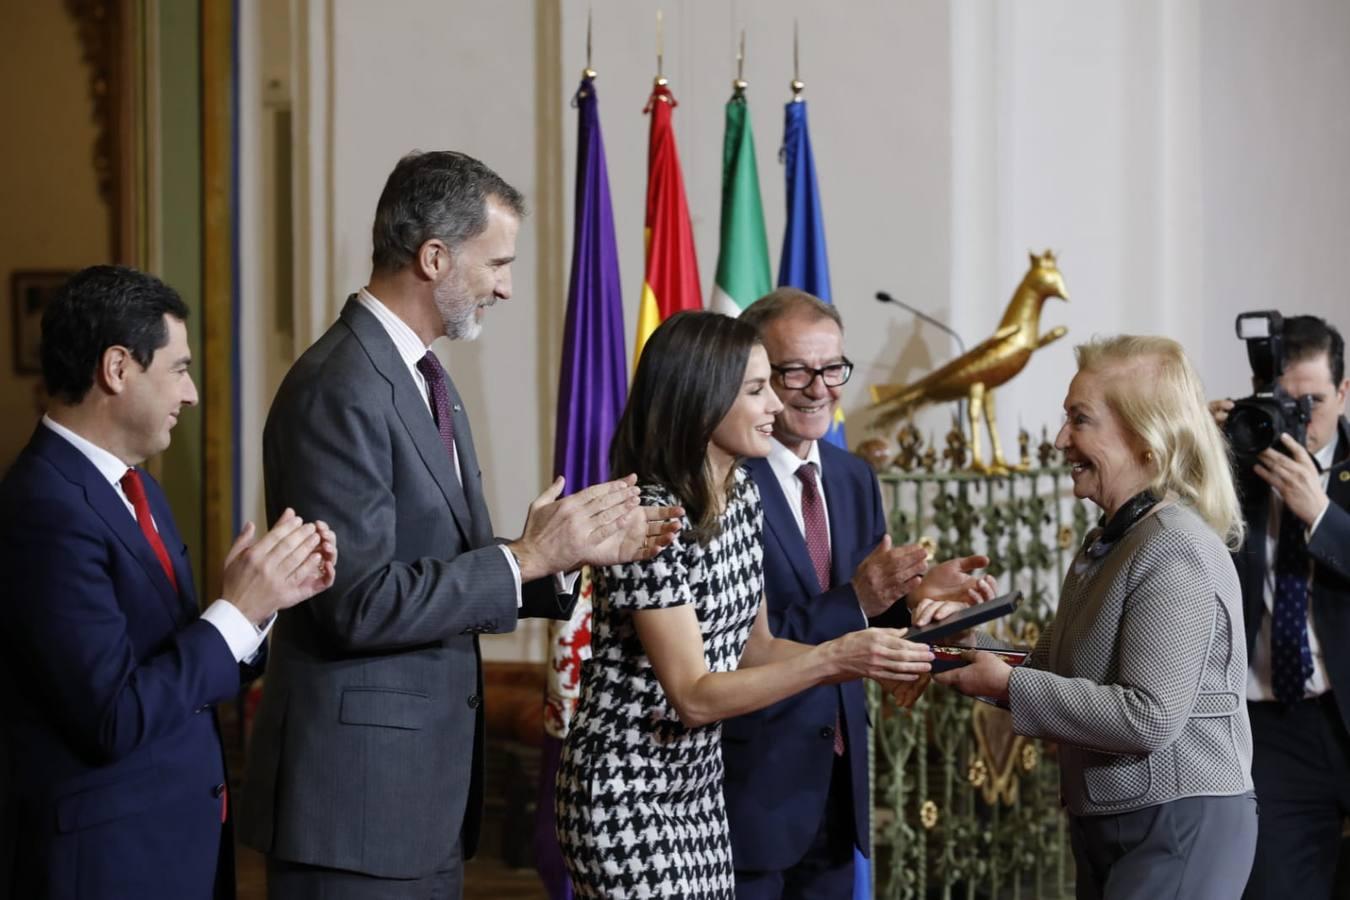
[1212,314,1350,899]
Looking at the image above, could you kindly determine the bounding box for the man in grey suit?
[239,151,678,897]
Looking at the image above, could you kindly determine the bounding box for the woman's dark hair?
[611,311,761,543]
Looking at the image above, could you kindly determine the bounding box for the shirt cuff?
[1307,501,1329,539]
[201,599,271,662]
[499,545,524,608]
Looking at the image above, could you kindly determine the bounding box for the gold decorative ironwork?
[855,437,891,473]
[917,535,937,561]
[1038,424,1059,468]
[920,800,939,830]
[967,757,988,787]
[920,444,937,474]
[942,419,968,472]
[970,703,1024,806]
[1021,742,1040,772]
[870,251,1070,475]
[1018,428,1031,468]
[1057,525,1075,550]
[895,423,922,472]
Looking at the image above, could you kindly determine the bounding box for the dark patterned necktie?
[120,468,178,593]
[797,463,832,592]
[797,462,844,756]
[1271,505,1314,703]
[416,350,457,466]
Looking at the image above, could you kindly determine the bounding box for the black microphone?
[875,291,968,355]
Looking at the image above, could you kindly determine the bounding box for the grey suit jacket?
[238,298,574,878]
[1008,503,1254,817]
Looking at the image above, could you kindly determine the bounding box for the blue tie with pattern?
[1271,505,1314,703]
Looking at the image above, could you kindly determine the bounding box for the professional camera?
[1224,310,1313,465]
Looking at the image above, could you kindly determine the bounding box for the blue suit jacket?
[0,425,244,899]
[723,442,906,872]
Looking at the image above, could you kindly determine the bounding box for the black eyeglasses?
[771,358,854,389]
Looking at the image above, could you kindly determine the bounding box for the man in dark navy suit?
[1213,315,1350,899]
[0,266,336,899]
[726,289,992,899]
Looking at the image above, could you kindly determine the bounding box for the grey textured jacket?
[1008,502,1254,817]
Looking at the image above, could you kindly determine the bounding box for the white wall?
[1197,0,1350,396]
[239,0,1350,660]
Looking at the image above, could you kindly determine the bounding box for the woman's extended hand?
[933,650,1013,704]
[823,628,934,683]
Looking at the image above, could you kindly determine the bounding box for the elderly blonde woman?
[938,336,1256,899]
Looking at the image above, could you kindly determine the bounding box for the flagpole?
[791,19,805,102]
[655,9,667,88]
[734,28,747,96]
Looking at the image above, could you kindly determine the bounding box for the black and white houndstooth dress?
[555,474,763,899]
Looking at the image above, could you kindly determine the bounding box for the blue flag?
[778,98,846,449]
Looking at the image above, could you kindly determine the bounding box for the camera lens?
[1225,403,1278,457]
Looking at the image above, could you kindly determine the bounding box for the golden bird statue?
[870,250,1070,474]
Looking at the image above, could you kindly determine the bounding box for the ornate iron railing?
[868,460,1092,900]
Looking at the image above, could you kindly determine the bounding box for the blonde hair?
[1075,335,1245,549]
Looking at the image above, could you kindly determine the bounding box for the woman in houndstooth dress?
[554,312,935,899]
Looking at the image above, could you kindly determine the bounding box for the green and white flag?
[710,91,772,315]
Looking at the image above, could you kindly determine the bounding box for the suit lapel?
[443,376,494,548]
[818,447,854,589]
[1312,424,1350,625]
[148,479,198,618]
[31,429,184,625]
[341,300,476,544]
[747,458,823,595]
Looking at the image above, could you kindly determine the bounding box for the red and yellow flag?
[633,81,702,367]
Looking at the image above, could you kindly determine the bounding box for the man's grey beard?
[435,282,484,341]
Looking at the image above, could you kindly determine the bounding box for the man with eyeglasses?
[727,288,994,898]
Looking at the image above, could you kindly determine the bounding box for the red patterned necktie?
[119,469,179,593]
[797,462,844,756]
[797,463,832,592]
[416,350,457,465]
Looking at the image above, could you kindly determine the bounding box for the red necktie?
[797,463,844,756]
[797,463,832,592]
[120,469,179,594]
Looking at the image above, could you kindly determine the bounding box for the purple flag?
[533,72,626,900]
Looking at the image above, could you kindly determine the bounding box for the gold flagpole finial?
[733,29,747,94]
[654,9,667,87]
[791,19,805,101]
[583,6,596,79]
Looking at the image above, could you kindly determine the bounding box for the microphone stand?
[874,290,969,429]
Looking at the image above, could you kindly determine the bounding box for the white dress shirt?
[40,415,269,662]
[763,436,872,626]
[764,436,832,539]
[1246,437,1338,701]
